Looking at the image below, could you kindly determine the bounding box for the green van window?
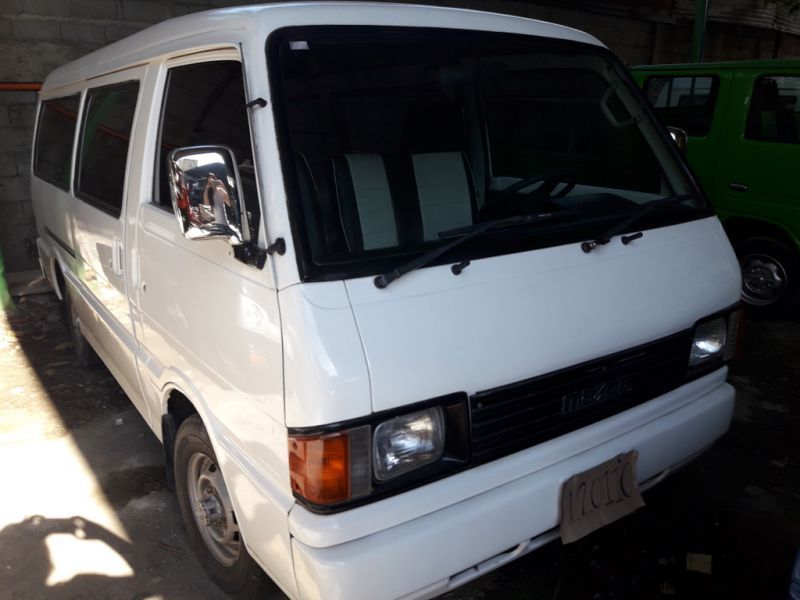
[644,76,718,137]
[745,76,800,144]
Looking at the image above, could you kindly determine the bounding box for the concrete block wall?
[0,0,256,272]
[0,0,798,273]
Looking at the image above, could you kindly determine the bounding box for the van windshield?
[269,27,708,281]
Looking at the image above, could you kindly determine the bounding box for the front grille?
[469,330,694,464]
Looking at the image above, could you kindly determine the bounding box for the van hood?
[344,217,740,413]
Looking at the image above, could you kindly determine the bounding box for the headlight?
[689,309,744,368]
[288,398,467,509]
[373,407,445,481]
[689,317,727,366]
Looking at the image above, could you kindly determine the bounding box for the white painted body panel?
[31,175,77,292]
[345,217,740,414]
[279,282,372,427]
[119,44,296,595]
[291,374,735,600]
[72,65,149,416]
[29,4,740,600]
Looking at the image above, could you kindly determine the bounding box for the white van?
[30,3,742,599]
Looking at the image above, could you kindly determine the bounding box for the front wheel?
[735,236,800,318]
[174,415,280,599]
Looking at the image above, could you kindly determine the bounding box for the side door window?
[745,75,800,144]
[644,75,719,137]
[75,82,140,217]
[155,60,260,241]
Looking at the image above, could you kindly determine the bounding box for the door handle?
[729,182,749,192]
[112,238,123,277]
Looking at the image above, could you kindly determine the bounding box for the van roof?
[41,2,603,92]
[632,58,800,72]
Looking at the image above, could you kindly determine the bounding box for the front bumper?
[289,373,735,600]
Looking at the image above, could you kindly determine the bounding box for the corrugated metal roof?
[532,0,800,30]
[567,0,676,22]
[632,57,800,70]
[675,0,800,35]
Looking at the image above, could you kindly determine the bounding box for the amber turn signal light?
[289,433,350,504]
[288,425,371,506]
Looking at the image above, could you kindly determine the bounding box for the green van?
[633,60,800,316]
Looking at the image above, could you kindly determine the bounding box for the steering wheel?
[481,170,577,218]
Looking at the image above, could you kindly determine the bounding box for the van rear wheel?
[736,236,800,318]
[174,415,281,599]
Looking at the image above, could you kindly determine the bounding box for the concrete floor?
[0,290,798,600]
[0,291,228,600]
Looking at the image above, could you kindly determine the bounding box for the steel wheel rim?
[187,452,240,566]
[740,253,788,306]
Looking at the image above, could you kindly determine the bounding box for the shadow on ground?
[0,515,160,599]
[0,292,229,599]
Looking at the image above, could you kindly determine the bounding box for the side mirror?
[167,146,245,246]
[667,126,689,156]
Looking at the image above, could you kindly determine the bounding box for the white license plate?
[559,450,645,544]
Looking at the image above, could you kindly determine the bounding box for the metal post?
[692,0,709,62]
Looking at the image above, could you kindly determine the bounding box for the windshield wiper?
[580,194,696,253]
[374,210,576,289]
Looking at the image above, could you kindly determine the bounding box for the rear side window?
[33,95,80,190]
[155,60,260,241]
[644,76,718,136]
[75,81,140,217]
[745,75,800,144]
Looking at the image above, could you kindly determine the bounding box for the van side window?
[745,75,800,144]
[75,81,140,218]
[644,76,718,137]
[34,95,81,191]
[156,60,260,241]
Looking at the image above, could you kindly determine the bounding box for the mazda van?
[31,4,741,598]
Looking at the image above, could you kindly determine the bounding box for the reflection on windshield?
[273,27,703,274]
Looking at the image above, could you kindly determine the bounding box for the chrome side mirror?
[167,146,245,246]
[667,126,689,156]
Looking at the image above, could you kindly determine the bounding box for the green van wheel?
[736,237,800,318]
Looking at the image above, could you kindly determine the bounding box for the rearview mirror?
[167,146,245,246]
[667,126,688,156]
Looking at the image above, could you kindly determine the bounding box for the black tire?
[735,236,800,318]
[174,415,281,599]
[63,283,100,367]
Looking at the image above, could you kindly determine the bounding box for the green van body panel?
[632,60,800,252]
[633,60,800,313]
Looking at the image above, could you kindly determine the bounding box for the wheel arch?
[161,386,200,491]
[724,216,800,315]
[51,256,67,301]
[722,216,800,252]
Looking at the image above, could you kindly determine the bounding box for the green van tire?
[736,236,800,317]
